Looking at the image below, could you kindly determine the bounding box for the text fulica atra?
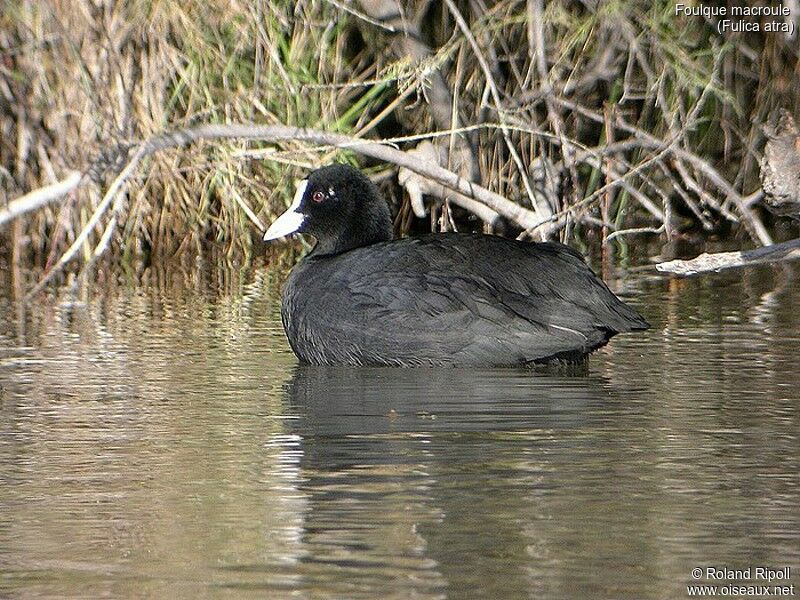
[264,164,648,367]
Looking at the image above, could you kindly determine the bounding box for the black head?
[263,164,393,255]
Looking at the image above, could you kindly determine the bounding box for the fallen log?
[656,237,800,276]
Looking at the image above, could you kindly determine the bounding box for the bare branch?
[25,146,146,300]
[7,124,544,238]
[144,124,543,228]
[0,171,82,228]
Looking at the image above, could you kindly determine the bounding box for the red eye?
[312,191,325,203]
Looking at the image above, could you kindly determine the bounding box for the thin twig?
[325,0,397,32]
[606,224,665,242]
[673,158,737,222]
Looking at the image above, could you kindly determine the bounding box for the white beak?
[263,180,308,241]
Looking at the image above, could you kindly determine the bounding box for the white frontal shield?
[263,180,308,241]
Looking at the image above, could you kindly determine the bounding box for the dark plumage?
[264,164,648,367]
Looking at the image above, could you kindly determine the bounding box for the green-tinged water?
[0,265,798,599]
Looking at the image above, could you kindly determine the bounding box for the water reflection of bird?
[284,364,609,440]
[282,365,643,599]
[264,164,648,367]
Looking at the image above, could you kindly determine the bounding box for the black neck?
[311,219,393,256]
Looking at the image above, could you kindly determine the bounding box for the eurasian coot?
[264,164,648,367]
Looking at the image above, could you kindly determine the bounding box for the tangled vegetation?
[1,0,798,291]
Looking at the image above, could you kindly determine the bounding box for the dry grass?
[1,0,798,284]
[1,0,384,270]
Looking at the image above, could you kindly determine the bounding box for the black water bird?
[264,164,648,367]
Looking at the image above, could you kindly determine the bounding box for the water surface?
[0,265,798,598]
